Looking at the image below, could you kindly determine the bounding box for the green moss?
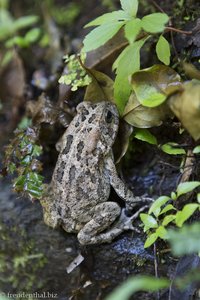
[0,222,47,293]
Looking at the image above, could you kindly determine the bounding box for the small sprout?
[161,142,186,155]
[140,181,200,248]
[58,52,92,91]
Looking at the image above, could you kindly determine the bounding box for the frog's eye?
[105,110,113,123]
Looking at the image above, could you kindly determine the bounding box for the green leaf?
[114,38,148,114]
[162,214,176,226]
[21,155,32,166]
[25,182,43,198]
[171,191,177,201]
[131,65,182,108]
[27,172,43,184]
[14,15,39,31]
[156,35,170,65]
[83,22,124,52]
[156,226,168,239]
[105,275,169,300]
[0,9,13,40]
[134,128,157,145]
[85,10,130,27]
[197,194,200,203]
[131,76,166,107]
[120,0,138,17]
[160,204,176,215]
[123,91,171,128]
[141,13,169,33]
[32,145,43,156]
[148,196,170,217]
[169,80,200,141]
[168,222,200,255]
[140,213,158,230]
[8,162,16,174]
[18,117,32,129]
[114,74,132,115]
[176,181,200,197]
[193,145,200,154]
[144,232,158,248]
[14,175,26,187]
[25,28,41,43]
[125,18,142,43]
[175,203,199,227]
[6,36,28,48]
[161,142,186,155]
[0,50,13,67]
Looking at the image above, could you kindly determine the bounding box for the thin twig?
[165,26,192,35]
[149,0,165,13]
[154,243,160,300]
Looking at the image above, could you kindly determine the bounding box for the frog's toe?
[117,205,149,232]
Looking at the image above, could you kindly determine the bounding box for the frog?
[40,101,149,245]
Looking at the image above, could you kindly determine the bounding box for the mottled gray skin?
[41,101,147,245]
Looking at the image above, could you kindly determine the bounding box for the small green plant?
[83,0,171,111]
[3,126,44,200]
[0,0,39,66]
[59,52,92,91]
[140,181,200,248]
[47,1,81,26]
[5,27,41,48]
[0,10,38,42]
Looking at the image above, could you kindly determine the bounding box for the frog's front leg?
[105,156,151,210]
[77,202,123,245]
[40,184,60,228]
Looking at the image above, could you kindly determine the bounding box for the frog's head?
[77,101,119,152]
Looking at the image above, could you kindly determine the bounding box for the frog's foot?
[116,205,149,232]
[126,195,153,211]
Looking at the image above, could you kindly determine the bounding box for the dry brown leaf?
[84,69,114,102]
[85,28,127,69]
[0,50,25,135]
[169,80,200,141]
[113,120,133,163]
[183,62,200,81]
[123,92,171,128]
[27,93,72,127]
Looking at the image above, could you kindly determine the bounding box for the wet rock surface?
[0,176,159,300]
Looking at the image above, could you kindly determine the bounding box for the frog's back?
[51,101,119,220]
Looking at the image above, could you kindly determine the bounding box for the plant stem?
[165,26,192,35]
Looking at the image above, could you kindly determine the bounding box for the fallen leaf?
[169,80,200,140]
[131,65,182,107]
[84,69,114,102]
[0,50,26,135]
[85,28,128,69]
[27,93,72,127]
[123,92,171,128]
[183,62,200,80]
[114,119,133,163]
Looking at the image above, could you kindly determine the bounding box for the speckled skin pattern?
[40,101,146,245]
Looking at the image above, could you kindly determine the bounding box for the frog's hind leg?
[77,203,149,245]
[77,202,121,245]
